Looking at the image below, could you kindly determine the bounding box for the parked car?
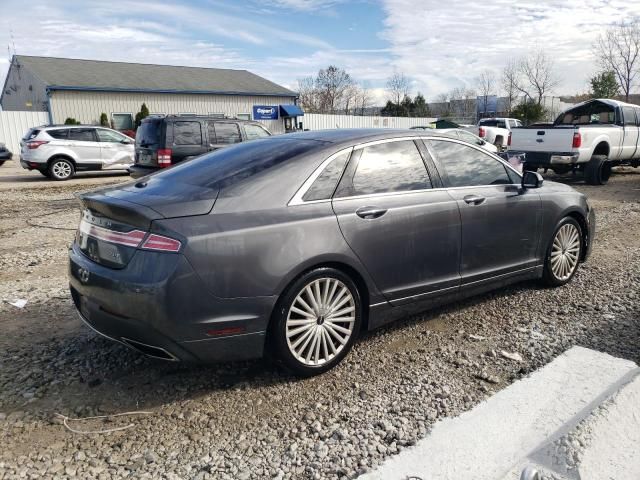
[471,117,523,150]
[129,115,272,178]
[0,142,11,166]
[19,125,134,180]
[509,99,640,185]
[69,129,594,376]
[435,128,498,153]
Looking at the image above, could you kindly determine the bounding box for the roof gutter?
[47,85,298,97]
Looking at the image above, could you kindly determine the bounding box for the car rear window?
[152,137,320,189]
[136,120,162,147]
[479,119,506,128]
[23,128,40,141]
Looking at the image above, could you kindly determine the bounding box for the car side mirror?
[478,140,486,145]
[522,171,543,189]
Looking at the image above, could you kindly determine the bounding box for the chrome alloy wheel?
[285,277,356,366]
[52,161,72,179]
[550,223,581,281]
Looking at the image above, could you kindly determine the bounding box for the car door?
[207,122,243,152]
[67,128,101,165]
[331,138,461,305]
[96,128,134,169]
[621,106,639,159]
[426,138,541,286]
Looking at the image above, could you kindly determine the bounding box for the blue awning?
[279,104,304,117]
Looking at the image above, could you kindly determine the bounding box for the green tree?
[64,117,81,125]
[512,101,547,125]
[413,93,430,117]
[134,103,150,128]
[589,71,620,99]
[99,113,109,127]
[381,100,403,117]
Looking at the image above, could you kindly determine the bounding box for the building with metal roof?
[0,56,302,134]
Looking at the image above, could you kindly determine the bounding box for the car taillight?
[572,131,581,148]
[140,234,182,252]
[27,140,49,149]
[478,127,485,138]
[157,149,172,167]
[507,131,512,147]
[79,220,146,247]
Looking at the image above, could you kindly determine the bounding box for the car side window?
[68,129,97,142]
[302,151,351,202]
[48,129,69,140]
[244,124,271,140]
[428,140,511,187]
[97,129,127,143]
[173,121,202,145]
[336,140,431,197]
[622,107,637,126]
[214,123,242,144]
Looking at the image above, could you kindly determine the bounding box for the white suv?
[19,125,134,180]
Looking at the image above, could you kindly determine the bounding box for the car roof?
[143,115,262,123]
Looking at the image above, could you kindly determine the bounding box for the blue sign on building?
[253,106,279,120]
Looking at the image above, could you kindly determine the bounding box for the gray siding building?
[0,56,301,134]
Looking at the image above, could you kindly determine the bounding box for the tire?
[542,217,583,287]
[584,155,611,185]
[48,158,75,181]
[39,170,51,178]
[0,160,5,167]
[270,267,362,376]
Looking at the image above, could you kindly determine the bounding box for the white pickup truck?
[473,117,523,150]
[509,99,640,185]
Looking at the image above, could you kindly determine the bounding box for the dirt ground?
[0,158,639,479]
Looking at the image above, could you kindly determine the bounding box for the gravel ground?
[0,162,639,480]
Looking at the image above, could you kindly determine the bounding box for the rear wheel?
[542,217,583,287]
[271,268,362,376]
[0,160,5,167]
[48,158,75,181]
[585,155,611,185]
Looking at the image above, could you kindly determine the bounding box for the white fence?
[0,111,49,155]
[303,113,436,131]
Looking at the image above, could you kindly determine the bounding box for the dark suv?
[130,115,272,178]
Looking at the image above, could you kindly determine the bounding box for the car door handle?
[463,195,486,205]
[355,206,387,219]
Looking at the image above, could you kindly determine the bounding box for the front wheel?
[542,217,583,287]
[48,158,75,181]
[0,160,5,167]
[270,268,362,376]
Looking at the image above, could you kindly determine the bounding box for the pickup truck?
[473,117,523,150]
[509,99,640,185]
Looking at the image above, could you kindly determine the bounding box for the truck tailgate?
[510,127,575,152]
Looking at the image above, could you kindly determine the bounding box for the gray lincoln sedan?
[69,129,595,376]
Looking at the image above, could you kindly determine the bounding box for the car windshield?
[136,120,161,146]
[153,137,320,189]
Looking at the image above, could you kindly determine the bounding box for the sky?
[1,0,639,105]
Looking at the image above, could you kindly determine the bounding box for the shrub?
[64,117,81,125]
[134,103,150,128]
[99,113,109,127]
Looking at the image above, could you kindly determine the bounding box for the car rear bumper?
[512,151,582,167]
[68,242,275,363]
[0,151,11,160]
[128,164,160,179]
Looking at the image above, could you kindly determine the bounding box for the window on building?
[244,124,271,140]
[68,128,97,142]
[208,113,225,118]
[236,113,251,120]
[112,113,133,130]
[336,140,431,197]
[428,140,512,187]
[173,121,202,145]
[212,123,241,144]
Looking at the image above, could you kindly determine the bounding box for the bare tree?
[315,65,354,114]
[476,70,495,115]
[386,72,411,105]
[355,81,372,115]
[502,59,519,115]
[342,83,360,114]
[449,87,477,121]
[297,76,320,113]
[516,50,560,105]
[431,92,451,117]
[594,20,640,101]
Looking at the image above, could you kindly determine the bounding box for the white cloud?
[380,0,640,100]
